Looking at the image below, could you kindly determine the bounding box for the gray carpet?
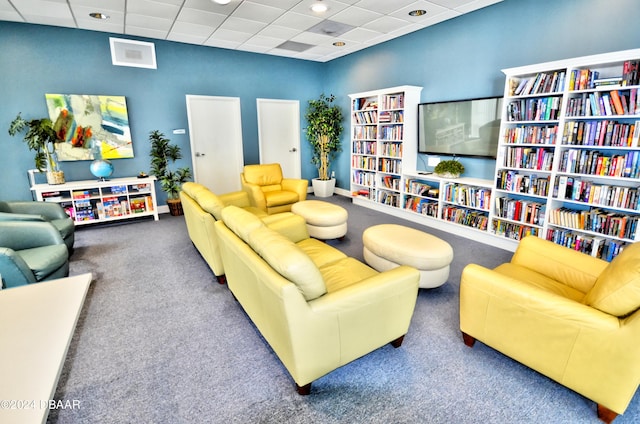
[48,195,640,423]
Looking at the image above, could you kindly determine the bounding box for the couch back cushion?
[221,205,264,242]
[584,242,640,316]
[182,182,227,219]
[243,163,283,187]
[248,226,326,301]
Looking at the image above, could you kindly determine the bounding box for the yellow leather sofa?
[240,163,308,214]
[179,182,296,283]
[460,235,640,423]
[215,205,420,394]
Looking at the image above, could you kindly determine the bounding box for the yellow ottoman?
[363,224,453,288]
[291,200,348,240]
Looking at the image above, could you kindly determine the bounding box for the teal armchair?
[0,221,69,289]
[0,201,74,252]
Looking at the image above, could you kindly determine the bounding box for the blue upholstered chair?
[0,201,74,252]
[0,221,70,289]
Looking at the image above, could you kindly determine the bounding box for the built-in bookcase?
[494,48,640,260]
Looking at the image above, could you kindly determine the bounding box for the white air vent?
[109,37,157,69]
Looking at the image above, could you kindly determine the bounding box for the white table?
[0,273,92,424]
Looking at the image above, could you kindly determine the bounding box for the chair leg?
[215,274,226,284]
[390,335,405,348]
[462,332,476,347]
[597,404,618,423]
[296,382,311,395]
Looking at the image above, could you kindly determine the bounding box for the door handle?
[195,152,205,157]
[289,148,297,152]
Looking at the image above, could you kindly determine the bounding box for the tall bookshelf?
[349,86,422,207]
[493,48,640,260]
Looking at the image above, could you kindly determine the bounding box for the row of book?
[380,141,402,157]
[352,97,377,111]
[562,119,639,147]
[506,97,562,122]
[545,229,627,261]
[379,175,401,190]
[494,197,545,226]
[496,170,550,196]
[351,155,376,170]
[378,158,401,174]
[73,195,154,221]
[352,140,376,155]
[554,175,640,210]
[491,220,540,240]
[405,179,439,198]
[622,60,640,86]
[568,68,603,91]
[566,90,640,117]
[442,206,489,230]
[378,110,403,123]
[503,124,558,145]
[511,70,566,96]
[352,170,375,187]
[72,189,100,200]
[377,191,400,207]
[379,125,403,141]
[558,149,640,179]
[353,110,378,125]
[381,93,404,110]
[548,208,639,240]
[502,146,554,171]
[442,183,491,210]
[352,125,377,140]
[103,185,127,195]
[404,196,438,217]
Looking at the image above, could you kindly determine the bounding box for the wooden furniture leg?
[390,335,405,348]
[462,332,476,347]
[296,383,311,395]
[597,404,618,423]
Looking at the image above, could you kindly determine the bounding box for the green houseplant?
[8,112,65,184]
[434,159,465,178]
[149,130,192,216]
[305,94,344,197]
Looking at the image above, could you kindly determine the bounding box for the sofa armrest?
[5,201,69,220]
[461,264,618,330]
[282,178,309,202]
[0,211,46,222]
[218,190,251,208]
[241,179,267,212]
[511,236,608,293]
[0,247,37,287]
[0,221,65,251]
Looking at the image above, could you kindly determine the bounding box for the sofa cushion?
[221,206,264,243]
[319,257,378,293]
[183,182,227,219]
[584,242,640,316]
[243,163,283,186]
[264,190,299,208]
[248,226,326,301]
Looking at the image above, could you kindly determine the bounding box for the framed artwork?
[45,94,134,160]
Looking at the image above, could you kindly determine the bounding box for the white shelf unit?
[494,48,640,260]
[31,176,159,225]
[349,85,422,207]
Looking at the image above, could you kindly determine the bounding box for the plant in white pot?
[434,159,465,178]
[305,94,344,197]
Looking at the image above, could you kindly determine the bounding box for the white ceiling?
[0,0,503,62]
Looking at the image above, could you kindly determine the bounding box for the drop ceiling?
[0,0,503,62]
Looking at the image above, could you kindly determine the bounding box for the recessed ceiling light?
[409,10,427,17]
[311,1,328,13]
[333,41,345,47]
[89,12,109,20]
[212,0,231,5]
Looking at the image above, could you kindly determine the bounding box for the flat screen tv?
[418,96,503,159]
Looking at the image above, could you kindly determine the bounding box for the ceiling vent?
[307,20,354,37]
[109,37,157,69]
[276,41,314,52]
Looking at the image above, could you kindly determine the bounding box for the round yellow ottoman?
[291,200,348,240]
[363,224,453,288]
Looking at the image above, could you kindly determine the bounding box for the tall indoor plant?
[305,93,344,197]
[148,130,192,216]
[8,112,65,184]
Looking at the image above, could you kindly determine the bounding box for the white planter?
[312,178,336,197]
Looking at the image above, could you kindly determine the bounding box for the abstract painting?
[45,94,134,160]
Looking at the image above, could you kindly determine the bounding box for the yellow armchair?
[240,163,308,214]
[460,235,640,423]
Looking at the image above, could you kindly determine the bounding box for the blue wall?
[2,0,639,203]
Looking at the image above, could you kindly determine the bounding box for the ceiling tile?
[233,2,285,24]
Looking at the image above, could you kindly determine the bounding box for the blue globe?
[90,159,114,180]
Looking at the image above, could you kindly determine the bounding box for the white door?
[256,99,301,178]
[186,95,244,193]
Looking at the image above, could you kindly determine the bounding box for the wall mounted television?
[418,96,503,159]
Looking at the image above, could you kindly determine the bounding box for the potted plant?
[148,130,192,216]
[305,93,344,197]
[8,112,65,184]
[434,159,465,178]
